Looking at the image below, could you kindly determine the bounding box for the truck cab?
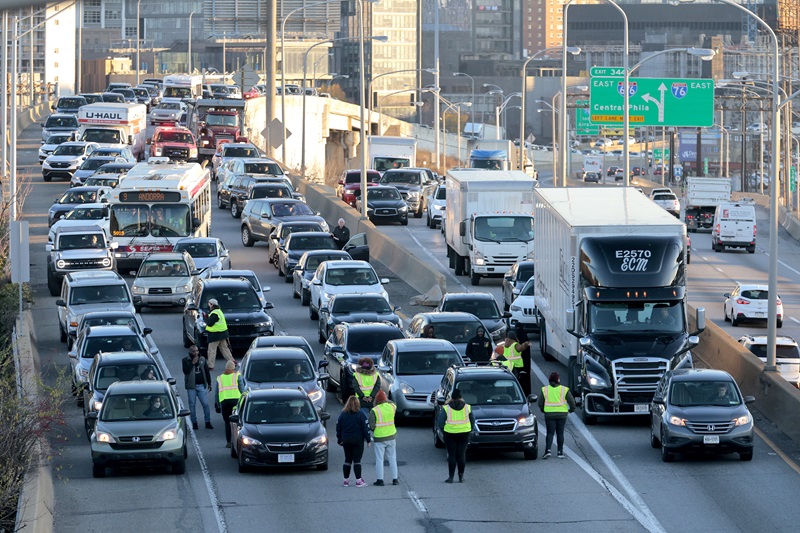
[189,99,248,160]
[148,125,198,162]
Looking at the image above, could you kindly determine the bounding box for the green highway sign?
[654,148,670,159]
[590,77,715,127]
[575,104,600,136]
[590,66,625,77]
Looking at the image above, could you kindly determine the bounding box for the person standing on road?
[331,218,350,249]
[369,390,398,486]
[465,326,493,362]
[205,298,234,371]
[336,396,371,488]
[352,357,381,415]
[537,371,576,459]
[492,331,530,378]
[214,360,244,448]
[438,388,474,483]
[182,345,213,430]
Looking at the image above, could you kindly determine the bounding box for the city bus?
[108,157,211,271]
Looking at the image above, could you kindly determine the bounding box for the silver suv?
[46,225,115,296]
[131,251,200,311]
[56,271,135,348]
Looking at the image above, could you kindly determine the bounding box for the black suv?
[323,322,406,402]
[183,279,275,354]
[433,364,539,460]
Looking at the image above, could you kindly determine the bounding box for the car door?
[218,240,231,269]
[343,232,369,262]
[325,326,346,385]
[651,375,668,435]
[184,285,203,343]
[309,263,326,308]
[377,345,395,395]
[503,264,517,306]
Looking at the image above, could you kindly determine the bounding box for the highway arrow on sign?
[640,83,667,123]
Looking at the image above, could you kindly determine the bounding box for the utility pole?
[265,0,276,158]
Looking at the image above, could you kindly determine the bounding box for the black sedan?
[292,250,352,305]
[229,388,330,472]
[183,279,275,354]
[317,293,401,343]
[276,232,338,280]
[355,186,409,225]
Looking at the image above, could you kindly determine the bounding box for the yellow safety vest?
[503,343,523,369]
[206,308,228,333]
[372,403,397,438]
[443,404,472,434]
[354,372,376,396]
[542,385,569,413]
[217,372,242,402]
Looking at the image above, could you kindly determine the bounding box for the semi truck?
[533,187,705,424]
[366,136,416,174]
[444,170,536,285]
[684,177,732,232]
[468,139,536,176]
[463,122,503,141]
[187,99,249,160]
[77,103,148,160]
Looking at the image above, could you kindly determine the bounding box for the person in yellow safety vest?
[368,390,399,486]
[537,371,576,459]
[491,330,530,377]
[205,298,234,371]
[351,357,381,415]
[214,360,244,448]
[437,388,475,483]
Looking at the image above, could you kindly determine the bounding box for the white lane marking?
[407,490,428,513]
[701,256,709,261]
[791,317,800,324]
[715,267,724,273]
[529,363,665,533]
[189,428,228,533]
[403,227,468,291]
[763,252,800,277]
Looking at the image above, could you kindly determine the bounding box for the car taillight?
[736,298,750,305]
[687,214,694,220]
[715,223,720,235]
[753,224,757,236]
[777,299,782,306]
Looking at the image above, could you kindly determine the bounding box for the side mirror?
[693,307,706,334]
[178,409,191,417]
[459,220,466,237]
[330,346,345,354]
[228,414,239,423]
[264,302,274,310]
[56,299,66,307]
[191,270,201,276]
[129,271,138,277]
[143,327,153,335]
[652,397,665,405]
[380,278,390,284]
[186,304,198,312]
[68,351,77,359]
[192,217,201,229]
[436,396,446,406]
[221,249,229,257]
[320,307,328,314]
[687,335,699,347]
[320,411,331,421]
[146,138,152,144]
[312,279,322,285]
[527,394,538,403]
[723,293,730,298]
[261,213,270,218]
[565,308,576,335]
[87,411,98,420]
[744,396,756,404]
[393,306,402,312]
[377,365,390,372]
[150,347,159,356]
[45,244,53,252]
[318,360,329,369]
[503,311,512,319]
[167,377,177,386]
[41,123,45,128]
[318,372,330,381]
[337,180,344,185]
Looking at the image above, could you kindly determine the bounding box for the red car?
[337,169,381,207]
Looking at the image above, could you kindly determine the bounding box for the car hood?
[153,109,180,117]
[192,257,221,270]
[97,418,177,437]
[46,155,83,164]
[332,312,398,325]
[273,215,328,229]
[471,404,530,419]
[73,169,96,178]
[393,374,441,394]
[50,204,79,216]
[70,302,135,319]
[246,379,316,393]
[385,183,420,193]
[367,199,406,208]
[668,404,749,421]
[49,220,109,240]
[323,285,387,298]
[56,249,110,260]
[134,276,192,289]
[222,310,271,323]
[244,422,322,441]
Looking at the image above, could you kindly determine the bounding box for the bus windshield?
[110,204,190,237]
[163,87,192,99]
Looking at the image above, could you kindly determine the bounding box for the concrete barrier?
[289,176,447,300]
[688,305,800,444]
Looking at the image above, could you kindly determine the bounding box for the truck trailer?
[684,177,732,232]
[77,102,148,160]
[366,136,416,174]
[534,187,705,424]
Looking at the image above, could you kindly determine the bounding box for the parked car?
[173,237,232,272]
[354,185,409,225]
[267,221,327,266]
[71,156,120,186]
[276,232,339,279]
[583,171,601,183]
[423,184,446,228]
[48,186,109,226]
[240,199,328,247]
[42,141,99,182]
[150,102,188,125]
[337,169,381,207]
[208,269,270,308]
[130,251,200,311]
[379,168,436,217]
[652,192,681,217]
[39,132,75,163]
[405,312,490,359]
[508,277,539,336]
[502,261,535,311]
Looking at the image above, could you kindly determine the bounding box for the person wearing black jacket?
[331,218,350,249]
[182,345,213,430]
[465,326,493,362]
[336,395,371,487]
[437,389,476,483]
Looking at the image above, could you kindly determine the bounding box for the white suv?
[308,260,389,320]
[723,283,783,327]
[738,334,800,387]
[508,277,539,335]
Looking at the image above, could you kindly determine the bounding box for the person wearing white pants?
[369,390,399,486]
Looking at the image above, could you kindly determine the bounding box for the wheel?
[650,430,661,449]
[231,201,241,218]
[84,413,94,442]
[470,272,480,286]
[415,205,423,218]
[59,322,67,343]
[523,448,538,460]
[43,174,52,182]
[310,303,319,320]
[326,372,337,392]
[217,195,225,209]
[284,269,292,283]
[723,305,730,322]
[92,464,106,478]
[301,289,310,306]
[503,299,510,312]
[134,305,143,314]
[434,427,445,449]
[293,284,300,299]
[747,245,755,254]
[316,461,329,471]
[401,218,408,226]
[48,269,61,297]
[448,248,455,269]
[318,326,327,344]
[731,310,739,327]
[541,323,555,362]
[581,395,597,425]
[277,262,285,277]
[183,327,192,348]
[241,226,254,247]
[567,358,580,393]
[777,319,783,328]
[454,255,465,276]
[661,438,675,463]
[171,458,186,475]
[426,213,432,228]
[76,390,84,408]
[739,451,753,461]
[230,443,238,458]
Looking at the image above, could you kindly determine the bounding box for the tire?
[470,272,480,286]
[777,319,783,329]
[310,303,319,321]
[284,269,292,283]
[231,443,238,458]
[415,206,423,218]
[723,306,730,322]
[747,245,755,254]
[731,310,739,327]
[92,464,106,478]
[43,174,52,182]
[84,413,94,442]
[293,284,300,299]
[76,390,84,408]
[317,461,329,471]
[183,327,192,348]
[59,323,67,343]
[650,430,661,449]
[434,427,445,449]
[454,255,465,276]
[241,226,254,247]
[217,195,225,209]
[541,323,555,362]
[523,448,538,460]
[231,202,241,219]
[581,395,597,425]
[134,305,143,314]
[448,249,455,269]
[277,262,284,277]
[739,451,753,461]
[318,326,327,344]
[401,218,408,226]
[48,269,61,297]
[301,289,310,306]
[426,213,432,228]
[661,441,675,463]
[326,372,337,392]
[172,458,186,475]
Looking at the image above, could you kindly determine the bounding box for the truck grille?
[148,287,172,295]
[685,421,735,434]
[488,257,519,267]
[476,418,517,433]
[164,147,189,159]
[612,359,668,395]
[216,135,234,145]
[266,442,305,453]
[63,258,109,269]
[374,208,398,216]
[521,307,537,317]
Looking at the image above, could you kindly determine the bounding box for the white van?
[712,202,756,253]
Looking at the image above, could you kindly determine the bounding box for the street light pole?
[136,0,141,85]
[188,11,196,74]
[434,0,440,171]
[454,72,475,130]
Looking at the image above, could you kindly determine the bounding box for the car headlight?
[189,148,198,158]
[490,324,506,336]
[157,427,179,441]
[177,284,192,293]
[309,434,328,447]
[408,191,420,198]
[132,285,145,294]
[668,415,686,427]
[399,382,415,394]
[308,389,324,403]
[349,362,359,372]
[434,204,445,210]
[474,256,485,266]
[80,368,89,377]
[153,148,163,156]
[254,321,272,331]
[733,413,751,426]
[95,431,116,443]
[241,435,262,446]
[517,414,535,427]
[322,292,334,303]
[586,371,608,388]
[510,305,522,312]
[398,206,408,212]
[56,259,66,269]
[101,258,111,267]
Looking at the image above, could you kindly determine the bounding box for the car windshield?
[244,399,316,424]
[270,202,314,217]
[85,177,119,187]
[95,363,160,390]
[589,301,684,334]
[430,320,483,343]
[132,88,148,97]
[95,164,131,175]
[83,316,137,330]
[280,223,323,238]
[45,116,78,128]
[345,172,380,183]
[155,131,194,143]
[251,186,290,199]
[207,114,239,127]
[289,235,335,251]
[58,190,97,204]
[442,298,500,320]
[70,285,130,306]
[58,97,85,108]
[163,86,192,98]
[381,171,420,185]
[47,134,72,144]
[368,188,401,201]
[396,350,460,375]
[58,233,105,249]
[455,378,525,405]
[435,187,446,200]
[374,157,410,172]
[174,242,217,258]
[739,289,768,300]
[200,289,261,311]
[82,334,144,358]
[749,343,800,359]
[325,267,378,286]
[246,359,313,383]
[101,393,174,421]
[517,264,535,281]
[474,216,534,243]
[245,162,283,175]
[80,158,112,170]
[669,380,741,407]
[158,103,183,110]
[102,94,125,102]
[82,94,104,104]
[346,329,404,355]
[82,129,122,143]
[306,254,345,270]
[519,278,535,296]
[139,260,189,277]
[654,194,677,201]
[110,205,190,238]
[332,296,391,314]
[53,145,86,156]
[64,207,104,220]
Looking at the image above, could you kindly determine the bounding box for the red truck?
[188,99,248,161]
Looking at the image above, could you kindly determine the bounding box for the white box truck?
[534,187,705,424]
[367,136,417,174]
[684,177,731,231]
[77,102,148,160]
[162,74,203,104]
[444,170,536,285]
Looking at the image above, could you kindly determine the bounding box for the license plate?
[755,312,766,317]
[703,435,720,444]
[278,454,295,463]
[634,404,649,413]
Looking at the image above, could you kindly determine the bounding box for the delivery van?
[712,202,756,253]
